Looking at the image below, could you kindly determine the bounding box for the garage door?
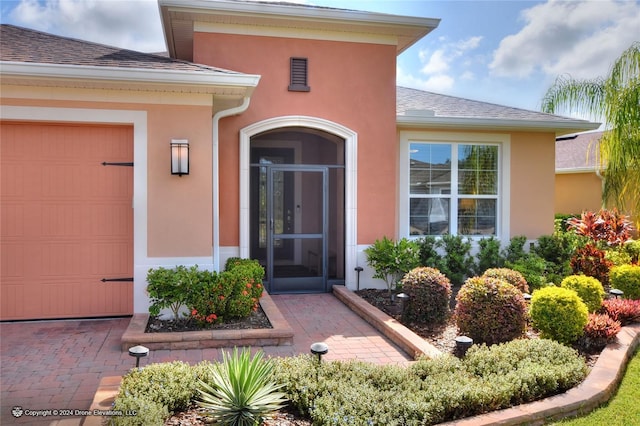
[1,122,133,320]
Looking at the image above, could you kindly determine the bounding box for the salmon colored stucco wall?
[555,173,603,215]
[193,33,398,245]
[510,132,556,238]
[0,94,213,257]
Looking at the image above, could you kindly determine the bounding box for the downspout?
[595,167,606,209]
[212,96,251,271]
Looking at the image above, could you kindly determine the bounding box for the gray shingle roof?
[0,24,240,75]
[556,131,603,171]
[397,86,590,125]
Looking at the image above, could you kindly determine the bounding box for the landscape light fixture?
[128,345,149,369]
[171,139,189,176]
[609,288,624,299]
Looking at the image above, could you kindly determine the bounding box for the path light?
[523,293,532,302]
[396,293,410,314]
[454,336,473,358]
[355,266,363,291]
[310,342,329,381]
[609,289,624,299]
[128,345,149,369]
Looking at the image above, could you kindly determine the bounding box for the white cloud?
[406,35,483,92]
[9,0,165,52]
[421,49,449,75]
[490,0,640,79]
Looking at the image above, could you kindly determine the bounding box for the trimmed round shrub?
[600,298,640,325]
[609,264,640,300]
[530,286,589,344]
[454,276,528,345]
[482,268,529,293]
[401,266,452,324]
[560,274,605,313]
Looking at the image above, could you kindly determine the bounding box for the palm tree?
[541,42,640,225]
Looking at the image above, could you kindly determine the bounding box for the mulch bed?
[145,305,272,333]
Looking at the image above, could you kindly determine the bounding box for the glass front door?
[255,165,328,293]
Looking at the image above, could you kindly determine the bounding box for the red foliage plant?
[570,244,613,286]
[601,299,640,325]
[567,209,634,247]
[583,313,621,342]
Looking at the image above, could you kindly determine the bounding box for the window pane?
[410,198,450,235]
[410,143,451,194]
[458,198,496,235]
[458,145,498,195]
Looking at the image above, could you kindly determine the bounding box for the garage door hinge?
[102,162,134,167]
[101,277,134,282]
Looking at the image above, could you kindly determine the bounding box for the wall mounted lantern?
[171,139,189,176]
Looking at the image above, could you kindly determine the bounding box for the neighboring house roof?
[159,0,440,60]
[397,86,600,135]
[0,24,260,96]
[555,130,604,173]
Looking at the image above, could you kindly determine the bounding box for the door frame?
[239,116,358,287]
[265,165,329,293]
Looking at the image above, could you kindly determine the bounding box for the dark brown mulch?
[165,406,312,426]
[145,305,272,333]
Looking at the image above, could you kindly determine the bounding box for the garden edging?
[120,290,294,351]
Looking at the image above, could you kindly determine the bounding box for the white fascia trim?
[239,115,359,285]
[0,105,149,314]
[397,115,601,134]
[161,0,440,29]
[0,61,261,89]
[195,21,398,46]
[399,130,511,243]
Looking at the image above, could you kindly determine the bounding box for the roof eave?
[396,115,601,135]
[159,0,439,58]
[0,61,260,95]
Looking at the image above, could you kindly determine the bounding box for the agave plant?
[197,347,288,426]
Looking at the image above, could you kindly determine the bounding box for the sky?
[1,0,639,118]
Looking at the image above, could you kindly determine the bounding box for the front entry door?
[263,166,328,293]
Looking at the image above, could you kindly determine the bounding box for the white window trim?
[399,131,511,242]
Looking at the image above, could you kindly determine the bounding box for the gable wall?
[555,172,603,215]
[193,32,398,245]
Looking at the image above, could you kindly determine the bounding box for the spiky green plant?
[197,348,288,426]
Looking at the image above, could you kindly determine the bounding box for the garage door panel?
[0,122,133,320]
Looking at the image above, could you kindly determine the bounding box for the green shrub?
[502,235,528,263]
[482,268,529,293]
[365,236,421,296]
[197,348,287,426]
[605,248,633,266]
[271,340,587,426]
[222,259,265,318]
[610,264,640,299]
[530,287,589,344]
[110,396,168,426]
[436,234,474,285]
[533,232,582,284]
[417,236,443,270]
[116,361,196,412]
[623,240,640,263]
[577,313,621,353]
[146,265,199,318]
[560,274,605,313]
[454,276,528,345]
[474,236,504,275]
[507,254,549,290]
[400,267,452,324]
[601,298,640,325]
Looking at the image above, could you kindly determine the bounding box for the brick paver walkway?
[0,293,410,425]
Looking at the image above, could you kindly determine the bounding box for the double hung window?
[404,133,505,237]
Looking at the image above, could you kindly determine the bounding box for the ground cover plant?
[110,340,588,426]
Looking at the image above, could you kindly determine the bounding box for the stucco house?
[0,0,599,321]
[555,131,604,216]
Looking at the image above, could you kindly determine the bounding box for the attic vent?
[289,57,310,92]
